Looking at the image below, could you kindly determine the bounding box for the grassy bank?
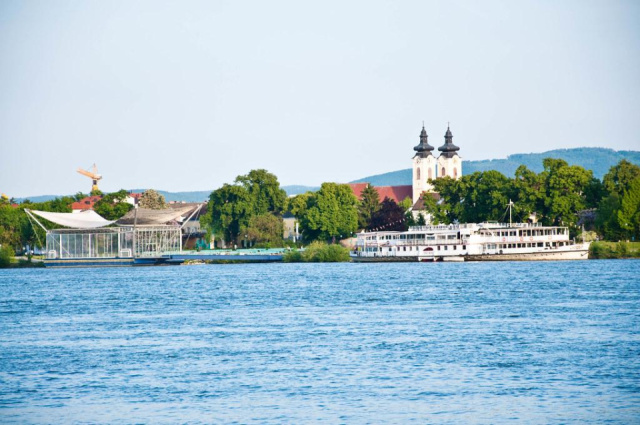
[283,242,351,263]
[589,241,640,259]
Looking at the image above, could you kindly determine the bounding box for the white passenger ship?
[352,222,590,262]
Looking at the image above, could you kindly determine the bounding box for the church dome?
[438,124,460,158]
[413,125,434,158]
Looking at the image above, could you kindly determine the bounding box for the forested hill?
[351,147,640,186]
[15,186,319,203]
[13,148,638,202]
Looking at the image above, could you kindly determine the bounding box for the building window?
[417,168,421,180]
[453,168,458,178]
[441,167,446,177]
[428,168,432,180]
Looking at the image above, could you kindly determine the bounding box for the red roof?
[348,183,412,204]
[71,195,102,211]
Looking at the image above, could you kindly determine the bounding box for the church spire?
[413,123,434,158]
[438,123,460,158]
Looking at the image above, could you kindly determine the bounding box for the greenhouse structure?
[26,205,201,266]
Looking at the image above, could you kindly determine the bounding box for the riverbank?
[2,256,46,268]
[589,241,640,259]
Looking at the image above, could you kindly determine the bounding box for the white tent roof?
[30,210,115,229]
[116,204,200,225]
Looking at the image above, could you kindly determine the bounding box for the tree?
[207,183,252,244]
[205,169,287,246]
[246,213,284,247]
[357,184,380,229]
[370,198,406,231]
[235,169,287,216]
[0,244,13,268]
[420,193,448,224]
[0,205,21,249]
[139,189,167,209]
[617,177,640,239]
[512,165,544,220]
[93,190,133,220]
[458,171,512,223]
[292,183,358,243]
[432,177,463,223]
[603,160,640,197]
[539,158,592,227]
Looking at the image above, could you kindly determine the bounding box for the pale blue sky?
[1,0,639,197]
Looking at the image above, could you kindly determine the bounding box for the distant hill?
[351,147,640,186]
[14,148,639,203]
[15,185,319,204]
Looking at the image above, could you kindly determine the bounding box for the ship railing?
[471,235,568,244]
[477,222,543,229]
[356,239,467,247]
[408,224,464,232]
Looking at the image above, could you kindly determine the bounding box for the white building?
[411,124,462,220]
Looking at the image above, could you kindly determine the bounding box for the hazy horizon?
[2,0,639,197]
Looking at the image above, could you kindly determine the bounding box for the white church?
[411,124,462,208]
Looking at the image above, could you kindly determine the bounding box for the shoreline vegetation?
[589,241,640,259]
[282,242,351,263]
[2,159,640,267]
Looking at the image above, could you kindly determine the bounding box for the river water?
[0,260,639,424]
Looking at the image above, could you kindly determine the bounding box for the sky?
[1,0,639,197]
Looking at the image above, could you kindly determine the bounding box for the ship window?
[444,246,448,250]
[437,246,440,250]
[462,245,466,249]
[453,246,457,250]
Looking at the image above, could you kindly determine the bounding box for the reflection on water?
[1,260,639,423]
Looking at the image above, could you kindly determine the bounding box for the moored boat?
[351,222,590,262]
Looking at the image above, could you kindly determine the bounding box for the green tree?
[420,193,448,224]
[246,213,284,247]
[617,177,640,239]
[0,205,21,249]
[512,165,544,220]
[432,177,463,223]
[139,189,167,209]
[539,158,592,227]
[207,183,252,244]
[0,244,13,268]
[205,169,287,246]
[459,171,512,223]
[595,193,623,240]
[292,183,358,243]
[93,190,133,220]
[235,169,287,216]
[603,160,640,197]
[357,184,380,229]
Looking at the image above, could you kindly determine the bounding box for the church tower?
[437,124,462,180]
[412,125,437,204]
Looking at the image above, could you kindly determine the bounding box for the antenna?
[507,199,514,226]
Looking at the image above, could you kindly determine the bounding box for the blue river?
[1,260,639,424]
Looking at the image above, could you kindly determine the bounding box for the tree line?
[1,158,639,256]
[0,189,169,255]
[423,158,639,240]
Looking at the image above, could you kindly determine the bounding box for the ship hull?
[465,248,589,261]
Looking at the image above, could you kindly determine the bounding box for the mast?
[508,199,514,226]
